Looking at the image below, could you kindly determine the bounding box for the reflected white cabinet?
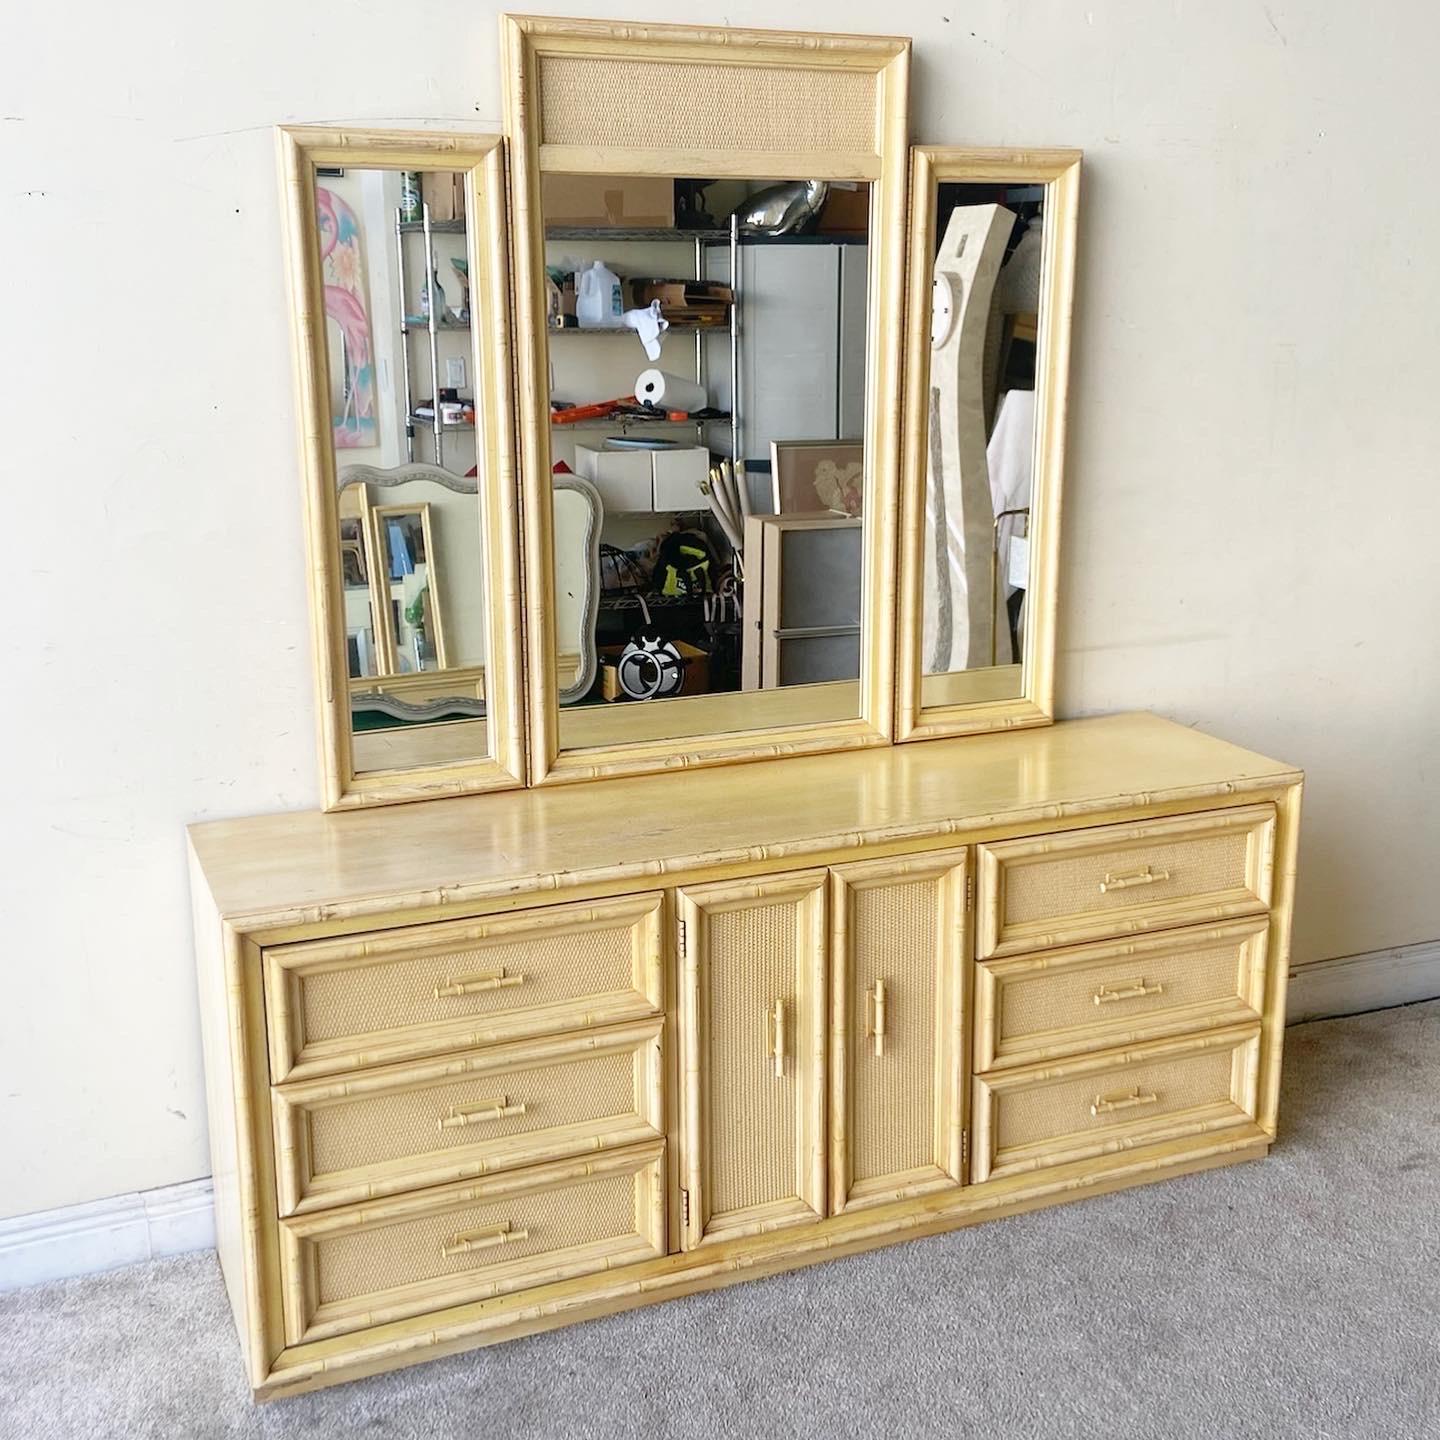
[706,242,869,484]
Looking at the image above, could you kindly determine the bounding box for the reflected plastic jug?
[576,260,623,328]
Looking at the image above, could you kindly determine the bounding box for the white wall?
[2,0,1436,1221]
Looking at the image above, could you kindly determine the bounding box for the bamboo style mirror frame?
[503,14,911,785]
[895,147,1081,742]
[279,128,525,809]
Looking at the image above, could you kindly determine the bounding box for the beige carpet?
[3,1000,1438,1439]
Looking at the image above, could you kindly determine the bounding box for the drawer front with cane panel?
[976,807,1275,958]
[974,917,1269,1071]
[263,892,664,1081]
[971,1026,1261,1182]
[278,1143,666,1345]
[272,1019,665,1215]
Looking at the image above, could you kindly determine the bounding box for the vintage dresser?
[191,15,1303,1399]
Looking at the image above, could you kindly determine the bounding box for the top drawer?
[263,892,664,1082]
[976,806,1275,959]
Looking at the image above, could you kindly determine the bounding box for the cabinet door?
[677,871,828,1248]
[830,851,969,1214]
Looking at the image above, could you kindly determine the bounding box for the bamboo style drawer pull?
[439,1220,530,1258]
[1090,1088,1159,1117]
[433,967,528,999]
[436,1096,528,1131]
[1098,865,1171,894]
[1092,978,1165,1006]
[764,998,787,1078]
[864,979,888,1057]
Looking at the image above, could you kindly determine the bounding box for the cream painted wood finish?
[191,714,1302,1398]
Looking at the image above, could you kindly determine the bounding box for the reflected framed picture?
[770,440,864,517]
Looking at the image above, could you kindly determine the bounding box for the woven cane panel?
[708,903,800,1217]
[994,1045,1239,1156]
[306,1048,638,1178]
[851,879,939,1184]
[997,938,1251,1044]
[1001,830,1252,931]
[538,55,877,156]
[299,924,640,1044]
[314,1168,639,1307]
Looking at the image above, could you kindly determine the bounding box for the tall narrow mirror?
[281,130,524,807]
[504,16,910,784]
[896,149,1081,741]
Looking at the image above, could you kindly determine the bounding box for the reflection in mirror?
[922,179,1049,706]
[540,174,870,747]
[552,476,602,704]
[311,166,492,773]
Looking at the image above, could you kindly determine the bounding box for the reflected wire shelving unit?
[393,208,474,469]
[544,217,741,463]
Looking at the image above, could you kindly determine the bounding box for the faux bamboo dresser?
[190,713,1303,1398]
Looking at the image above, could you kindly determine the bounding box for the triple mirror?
[281,23,1079,808]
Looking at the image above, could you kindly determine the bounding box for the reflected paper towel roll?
[634,369,707,414]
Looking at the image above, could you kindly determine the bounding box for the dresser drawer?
[976,806,1275,959]
[972,1026,1260,1182]
[272,1019,665,1215]
[279,1143,666,1345]
[263,892,664,1081]
[974,917,1269,1071]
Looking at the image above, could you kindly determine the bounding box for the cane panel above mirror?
[503,15,911,785]
[279,128,525,808]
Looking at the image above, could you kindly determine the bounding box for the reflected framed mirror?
[895,148,1080,742]
[503,15,910,784]
[278,128,525,807]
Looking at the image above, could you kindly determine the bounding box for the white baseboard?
[1,944,1435,1295]
[1287,937,1440,1024]
[0,1178,215,1293]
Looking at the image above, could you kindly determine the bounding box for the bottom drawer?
[279,1142,666,1345]
[972,1026,1260,1183]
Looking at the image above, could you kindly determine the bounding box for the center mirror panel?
[503,15,910,785]
[542,175,872,752]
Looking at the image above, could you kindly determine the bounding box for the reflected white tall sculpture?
[922,203,1014,674]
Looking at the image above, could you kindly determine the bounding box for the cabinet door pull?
[436,1096,527,1131]
[440,1220,529,1258]
[1090,1088,1159,1116]
[764,998,787,1078]
[1092,978,1165,1006]
[864,979,888,1057]
[433,967,527,998]
[1098,865,1170,894]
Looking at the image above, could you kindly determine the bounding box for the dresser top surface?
[188,713,1301,929]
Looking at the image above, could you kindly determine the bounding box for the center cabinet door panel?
[830,852,969,1214]
[677,872,828,1249]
